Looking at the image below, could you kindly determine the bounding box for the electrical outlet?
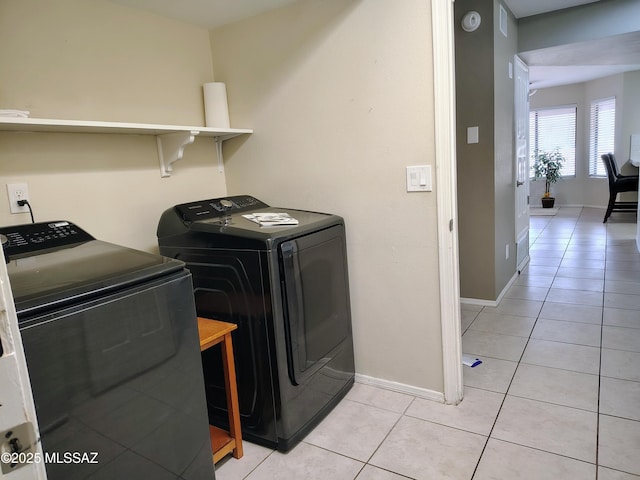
[6,183,30,214]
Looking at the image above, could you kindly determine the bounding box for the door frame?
[0,249,46,478]
[431,0,463,405]
[514,55,531,271]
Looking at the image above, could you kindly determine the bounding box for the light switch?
[467,126,479,144]
[406,165,432,192]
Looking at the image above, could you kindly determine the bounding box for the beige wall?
[0,0,226,252]
[210,0,444,391]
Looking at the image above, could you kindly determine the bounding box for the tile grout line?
[469,208,572,479]
[358,394,418,479]
[594,208,609,480]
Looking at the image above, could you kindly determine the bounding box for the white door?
[0,247,46,479]
[514,55,530,268]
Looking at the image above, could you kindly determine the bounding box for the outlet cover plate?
[6,183,30,214]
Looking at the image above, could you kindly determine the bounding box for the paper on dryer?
[242,212,299,227]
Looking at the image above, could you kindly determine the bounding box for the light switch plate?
[406,165,432,192]
[467,126,479,144]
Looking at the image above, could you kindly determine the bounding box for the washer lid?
[7,239,184,317]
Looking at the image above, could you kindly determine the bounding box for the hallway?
[462,206,639,478]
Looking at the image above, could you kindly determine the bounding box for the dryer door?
[280,225,351,386]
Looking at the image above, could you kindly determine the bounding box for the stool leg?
[221,333,243,459]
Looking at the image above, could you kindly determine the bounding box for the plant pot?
[541,197,555,208]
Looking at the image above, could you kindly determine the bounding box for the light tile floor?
[215,207,640,480]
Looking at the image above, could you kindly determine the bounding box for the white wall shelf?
[0,116,253,177]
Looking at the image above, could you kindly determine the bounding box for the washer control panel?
[0,221,94,257]
[174,195,269,223]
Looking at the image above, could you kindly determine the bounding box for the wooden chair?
[601,153,639,223]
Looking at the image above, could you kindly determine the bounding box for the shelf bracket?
[157,130,200,177]
[215,137,224,173]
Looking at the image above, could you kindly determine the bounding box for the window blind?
[589,97,616,177]
[529,106,577,178]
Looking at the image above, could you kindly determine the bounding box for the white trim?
[0,248,46,478]
[531,204,608,209]
[499,4,508,37]
[355,374,445,403]
[460,270,520,307]
[460,297,499,308]
[431,0,463,405]
[637,205,640,251]
[518,254,530,274]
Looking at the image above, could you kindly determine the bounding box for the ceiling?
[108,0,298,29]
[502,0,600,18]
[109,0,638,90]
[109,0,601,29]
[503,0,640,88]
[521,30,640,89]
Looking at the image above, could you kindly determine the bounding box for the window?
[589,97,616,177]
[529,106,577,178]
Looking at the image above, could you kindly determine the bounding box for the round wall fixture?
[461,11,481,32]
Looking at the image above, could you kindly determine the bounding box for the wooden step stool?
[197,317,243,463]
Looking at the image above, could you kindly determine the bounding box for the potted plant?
[532,149,565,208]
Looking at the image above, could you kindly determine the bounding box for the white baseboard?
[355,374,445,404]
[570,204,606,209]
[460,270,520,308]
[542,203,607,209]
[517,255,530,274]
[460,297,498,307]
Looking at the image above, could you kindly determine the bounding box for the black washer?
[0,221,214,479]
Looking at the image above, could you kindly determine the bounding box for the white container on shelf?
[203,82,230,129]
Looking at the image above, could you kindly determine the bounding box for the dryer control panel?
[174,195,269,223]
